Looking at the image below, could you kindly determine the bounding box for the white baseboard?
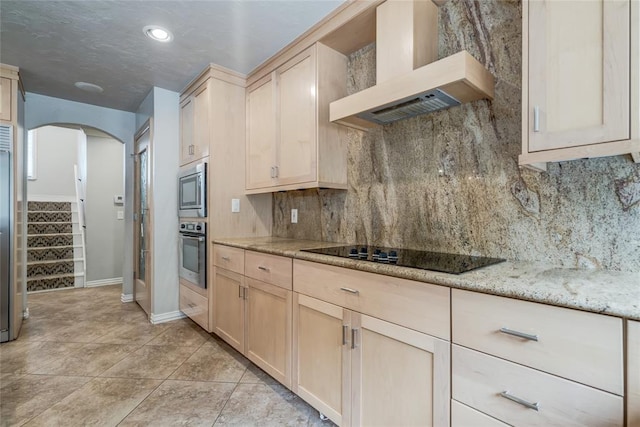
[121,293,134,303]
[28,195,76,203]
[150,310,186,324]
[86,277,122,287]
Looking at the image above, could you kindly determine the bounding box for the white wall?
[85,135,124,283]
[25,93,136,296]
[27,126,81,198]
[149,87,180,318]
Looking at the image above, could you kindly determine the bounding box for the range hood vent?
[329,0,495,130]
[358,89,460,125]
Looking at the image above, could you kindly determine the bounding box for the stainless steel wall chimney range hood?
[329,0,495,130]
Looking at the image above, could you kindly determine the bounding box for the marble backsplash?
[272,0,640,272]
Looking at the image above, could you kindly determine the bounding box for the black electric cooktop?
[301,245,504,274]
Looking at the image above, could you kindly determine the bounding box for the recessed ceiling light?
[74,82,104,93]
[143,25,173,42]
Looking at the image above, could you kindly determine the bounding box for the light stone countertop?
[213,237,640,321]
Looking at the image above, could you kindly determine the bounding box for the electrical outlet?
[291,209,298,224]
[231,198,240,213]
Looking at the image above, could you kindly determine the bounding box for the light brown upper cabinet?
[520,0,640,170]
[0,77,12,122]
[246,42,348,193]
[180,80,210,166]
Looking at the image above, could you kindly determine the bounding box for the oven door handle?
[180,234,205,242]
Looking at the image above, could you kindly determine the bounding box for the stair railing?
[73,164,87,286]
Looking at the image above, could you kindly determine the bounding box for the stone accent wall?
[272,0,640,271]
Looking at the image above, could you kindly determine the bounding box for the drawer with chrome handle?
[452,289,623,395]
[213,244,244,274]
[245,250,292,289]
[452,345,623,427]
[294,259,450,340]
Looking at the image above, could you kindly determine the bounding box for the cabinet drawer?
[451,400,509,427]
[452,345,623,427]
[452,289,623,395]
[293,260,450,340]
[180,283,209,331]
[213,244,245,274]
[245,251,292,290]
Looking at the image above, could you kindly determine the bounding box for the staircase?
[26,200,86,292]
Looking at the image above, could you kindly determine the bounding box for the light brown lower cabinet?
[212,258,293,388]
[293,292,450,427]
[451,400,508,427]
[452,345,623,427]
[179,281,209,331]
[212,266,245,353]
[245,277,292,387]
[629,320,640,427]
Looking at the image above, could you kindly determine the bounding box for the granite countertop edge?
[213,237,640,321]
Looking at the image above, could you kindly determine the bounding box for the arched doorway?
[25,124,126,296]
[24,92,137,309]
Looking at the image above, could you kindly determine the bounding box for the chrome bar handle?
[351,328,358,349]
[500,391,540,411]
[274,165,279,178]
[340,287,359,295]
[342,325,348,346]
[238,286,243,299]
[258,266,270,272]
[533,106,540,132]
[499,327,538,342]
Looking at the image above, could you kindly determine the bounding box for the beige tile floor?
[0,285,335,427]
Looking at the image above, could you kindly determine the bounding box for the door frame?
[133,119,153,316]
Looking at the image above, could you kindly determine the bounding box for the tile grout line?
[211,366,248,426]
[114,336,210,426]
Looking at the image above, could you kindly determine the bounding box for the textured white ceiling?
[0,0,343,112]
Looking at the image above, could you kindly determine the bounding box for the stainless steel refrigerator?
[1,124,13,343]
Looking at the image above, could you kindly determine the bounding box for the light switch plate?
[231,198,240,213]
[117,211,124,220]
[291,209,298,224]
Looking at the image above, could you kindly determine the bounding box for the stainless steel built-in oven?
[178,161,206,218]
[178,222,206,289]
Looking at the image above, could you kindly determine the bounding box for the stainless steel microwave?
[178,161,206,218]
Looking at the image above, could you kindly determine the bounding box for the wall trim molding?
[86,277,122,288]
[150,310,186,324]
[120,293,134,303]
[28,194,76,203]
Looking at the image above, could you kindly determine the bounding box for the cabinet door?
[193,82,210,160]
[350,313,450,427]
[277,47,317,186]
[246,76,276,190]
[0,77,11,122]
[245,278,292,387]
[212,267,245,353]
[527,0,629,151]
[179,97,194,165]
[293,293,351,426]
[629,320,640,427]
